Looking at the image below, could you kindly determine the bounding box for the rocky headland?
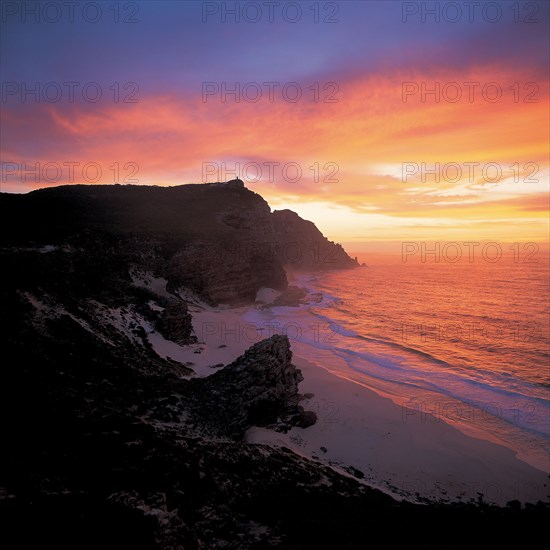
[0,181,546,548]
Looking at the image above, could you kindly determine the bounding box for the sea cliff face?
[0,180,358,306]
[271,209,358,271]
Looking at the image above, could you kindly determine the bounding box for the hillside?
[0,180,357,305]
[0,181,546,548]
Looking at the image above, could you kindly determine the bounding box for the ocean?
[244,249,550,472]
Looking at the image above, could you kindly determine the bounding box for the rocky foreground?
[0,182,547,548]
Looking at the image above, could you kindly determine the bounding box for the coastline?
[146,299,549,506]
[249,355,549,506]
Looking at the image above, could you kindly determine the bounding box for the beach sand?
[248,356,549,506]
[146,302,549,506]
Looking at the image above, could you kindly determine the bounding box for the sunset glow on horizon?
[1,0,548,242]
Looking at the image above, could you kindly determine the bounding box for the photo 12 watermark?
[402,399,541,426]
[202,161,339,184]
[402,81,540,104]
[211,240,348,266]
[400,479,542,505]
[202,81,339,103]
[401,241,540,263]
[1,161,140,184]
[1,1,140,24]
[401,162,539,184]
[308,400,340,424]
[400,320,541,343]
[201,1,340,23]
[199,320,341,345]
[1,81,139,104]
[401,1,542,24]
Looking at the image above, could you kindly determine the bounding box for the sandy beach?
[146,302,549,506]
[249,356,549,506]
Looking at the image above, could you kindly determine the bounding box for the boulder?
[186,335,314,438]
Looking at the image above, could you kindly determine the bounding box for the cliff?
[0,180,358,305]
[272,209,358,271]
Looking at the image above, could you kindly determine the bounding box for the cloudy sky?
[1,0,548,242]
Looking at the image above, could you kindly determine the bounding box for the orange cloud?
[1,64,548,242]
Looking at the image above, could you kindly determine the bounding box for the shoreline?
[248,355,549,506]
[146,299,549,506]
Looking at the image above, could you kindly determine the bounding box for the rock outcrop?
[186,335,313,438]
[272,285,308,306]
[154,302,196,345]
[271,209,359,271]
[0,182,357,305]
[166,240,288,305]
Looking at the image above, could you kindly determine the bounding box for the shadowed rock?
[186,335,313,438]
[154,302,196,345]
[0,182,358,306]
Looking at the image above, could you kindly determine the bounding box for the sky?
[1,0,549,243]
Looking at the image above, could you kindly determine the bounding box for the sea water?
[244,250,550,472]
